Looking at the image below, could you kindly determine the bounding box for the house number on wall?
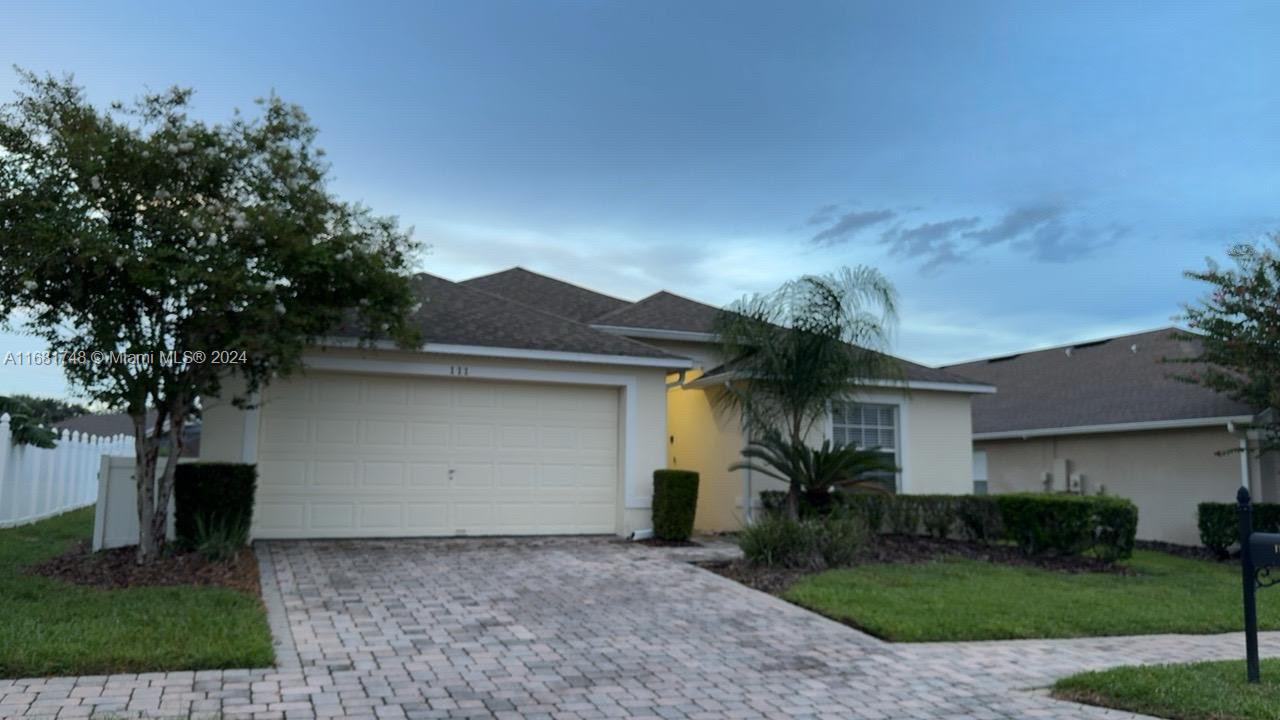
[449,365,470,377]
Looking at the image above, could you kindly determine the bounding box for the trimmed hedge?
[758,488,1136,561]
[174,463,257,547]
[1198,502,1280,558]
[996,493,1138,560]
[652,469,699,541]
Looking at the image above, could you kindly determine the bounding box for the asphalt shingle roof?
[401,274,684,361]
[461,267,631,323]
[591,291,721,333]
[944,327,1256,434]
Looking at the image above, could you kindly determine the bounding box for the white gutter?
[591,325,718,343]
[316,337,694,369]
[685,372,995,395]
[975,414,1255,440]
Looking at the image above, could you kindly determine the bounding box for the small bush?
[1198,502,1280,558]
[915,495,959,539]
[842,493,887,534]
[174,463,257,549]
[652,469,699,540]
[739,513,867,569]
[955,495,1002,543]
[997,493,1096,556]
[193,514,250,562]
[886,496,920,535]
[1093,496,1139,562]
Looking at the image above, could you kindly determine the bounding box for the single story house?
[201,267,993,539]
[945,327,1269,545]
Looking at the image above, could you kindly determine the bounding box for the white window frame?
[825,393,908,492]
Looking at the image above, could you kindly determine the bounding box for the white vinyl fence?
[0,413,134,528]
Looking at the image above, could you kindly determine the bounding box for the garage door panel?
[254,373,619,538]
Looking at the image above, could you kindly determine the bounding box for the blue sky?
[2,0,1278,399]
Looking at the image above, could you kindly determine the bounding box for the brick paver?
[6,536,1280,719]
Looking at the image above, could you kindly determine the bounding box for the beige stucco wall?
[666,377,979,532]
[977,426,1246,545]
[200,347,671,537]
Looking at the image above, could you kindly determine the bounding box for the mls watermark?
[1,349,247,367]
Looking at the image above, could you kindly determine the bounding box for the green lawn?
[782,550,1280,641]
[1054,659,1280,720]
[0,507,273,678]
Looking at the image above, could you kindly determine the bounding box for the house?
[200,267,993,539]
[55,411,201,457]
[945,327,1266,545]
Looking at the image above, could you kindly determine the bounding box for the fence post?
[0,414,10,525]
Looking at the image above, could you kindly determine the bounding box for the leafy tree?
[0,396,57,448]
[1178,240,1280,452]
[714,267,901,519]
[0,71,422,562]
[9,394,89,426]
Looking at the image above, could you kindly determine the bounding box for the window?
[972,450,989,495]
[830,401,897,451]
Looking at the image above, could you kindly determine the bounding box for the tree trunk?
[133,415,161,564]
[151,407,186,557]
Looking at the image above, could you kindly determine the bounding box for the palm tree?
[714,267,901,519]
[729,430,897,515]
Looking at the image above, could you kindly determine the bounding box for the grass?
[0,507,273,678]
[1054,659,1280,720]
[782,550,1280,641]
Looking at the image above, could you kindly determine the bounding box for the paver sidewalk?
[3,537,1278,719]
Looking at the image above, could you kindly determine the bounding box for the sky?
[2,0,1278,399]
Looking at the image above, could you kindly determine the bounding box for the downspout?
[1230,420,1254,499]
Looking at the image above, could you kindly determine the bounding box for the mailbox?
[1250,533,1280,568]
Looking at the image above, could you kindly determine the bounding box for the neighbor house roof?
[53,412,151,437]
[460,267,631,323]
[944,327,1256,436]
[591,291,721,334]
[387,273,687,362]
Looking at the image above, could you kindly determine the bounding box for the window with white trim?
[830,400,899,491]
[831,401,897,451]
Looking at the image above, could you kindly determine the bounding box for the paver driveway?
[5,537,1280,719]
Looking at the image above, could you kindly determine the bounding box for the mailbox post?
[1239,486,1261,683]
[1238,486,1280,683]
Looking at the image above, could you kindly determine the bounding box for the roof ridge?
[419,272,682,359]
[591,289,722,324]
[460,266,632,305]
[943,325,1188,368]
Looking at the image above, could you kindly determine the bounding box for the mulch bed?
[26,541,261,596]
[702,533,1135,596]
[1134,538,1224,562]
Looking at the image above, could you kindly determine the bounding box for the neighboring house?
[55,411,201,457]
[945,327,1266,546]
[201,267,993,539]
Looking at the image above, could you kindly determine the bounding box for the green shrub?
[652,469,699,540]
[997,493,1097,556]
[174,463,257,549]
[759,490,789,517]
[955,495,1002,543]
[886,496,920,535]
[996,493,1138,560]
[841,493,887,534]
[193,514,250,562]
[1092,496,1139,561]
[915,495,959,539]
[739,513,867,569]
[1198,501,1280,558]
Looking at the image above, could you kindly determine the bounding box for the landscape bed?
[705,534,1280,641]
[0,507,273,678]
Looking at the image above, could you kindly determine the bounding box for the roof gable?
[591,291,722,334]
[945,327,1255,434]
[460,267,630,323]
[397,274,682,361]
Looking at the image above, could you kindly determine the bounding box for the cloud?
[810,208,896,245]
[882,217,982,270]
[1017,220,1129,262]
[964,205,1062,246]
[806,204,840,226]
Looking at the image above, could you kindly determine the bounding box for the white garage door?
[252,371,620,538]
